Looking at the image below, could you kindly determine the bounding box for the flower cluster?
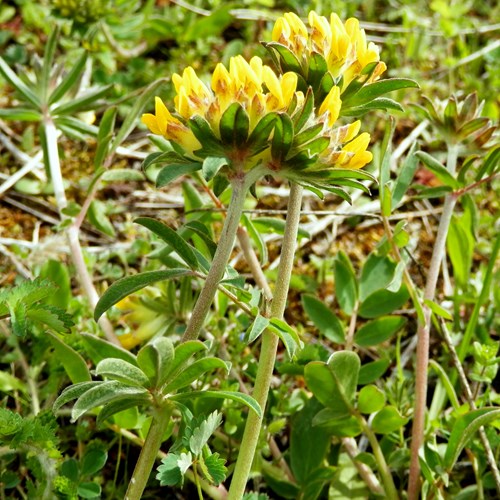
[271,11,386,90]
[142,56,300,160]
[141,11,414,195]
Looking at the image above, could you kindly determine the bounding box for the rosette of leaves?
[264,11,418,116]
[53,336,261,427]
[0,27,111,144]
[414,92,497,148]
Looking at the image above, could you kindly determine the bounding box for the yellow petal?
[141,113,162,135]
[309,11,331,47]
[343,132,370,153]
[284,12,308,39]
[319,86,341,127]
[154,96,172,130]
[348,150,373,169]
[280,72,298,107]
[344,120,361,143]
[262,66,283,105]
[272,17,290,43]
[211,62,231,94]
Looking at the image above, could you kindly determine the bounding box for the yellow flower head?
[271,11,386,86]
[141,56,299,159]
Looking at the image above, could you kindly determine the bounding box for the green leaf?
[416,151,460,189]
[358,359,390,385]
[51,85,112,116]
[77,482,101,499]
[252,217,310,239]
[264,42,303,74]
[203,453,227,485]
[53,381,102,413]
[163,341,207,384]
[27,304,73,333]
[341,97,404,116]
[290,397,331,486]
[246,314,270,343]
[444,408,500,470]
[80,333,138,366]
[220,102,250,145]
[0,107,41,121]
[88,199,115,237]
[49,52,88,105]
[137,337,174,388]
[189,411,222,455]
[268,318,302,358]
[304,356,357,418]
[157,454,183,486]
[71,381,148,421]
[241,214,268,265]
[0,408,24,436]
[46,331,91,384]
[163,357,229,394]
[96,395,151,427]
[95,358,149,387]
[189,115,225,156]
[429,360,460,411]
[101,168,144,182]
[359,286,410,318]
[202,156,228,181]
[301,294,344,343]
[94,269,192,320]
[171,390,262,417]
[308,52,328,89]
[371,406,408,434]
[392,143,419,208]
[446,215,474,289]
[94,106,117,168]
[156,162,202,187]
[0,56,40,108]
[333,252,358,315]
[346,78,419,107]
[357,385,386,414]
[135,217,199,270]
[354,316,407,347]
[424,299,453,321]
[292,88,314,132]
[359,254,397,302]
[81,449,107,476]
[312,410,362,437]
[475,144,500,181]
[246,112,278,155]
[272,113,294,161]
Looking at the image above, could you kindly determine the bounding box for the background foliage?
[0,0,498,499]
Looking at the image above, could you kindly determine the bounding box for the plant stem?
[343,437,383,495]
[182,171,260,342]
[359,418,399,499]
[124,405,172,500]
[43,118,119,345]
[407,143,459,500]
[228,183,303,499]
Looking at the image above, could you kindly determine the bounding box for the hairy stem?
[228,183,303,499]
[124,406,172,500]
[182,171,260,342]
[43,118,119,344]
[407,143,459,500]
